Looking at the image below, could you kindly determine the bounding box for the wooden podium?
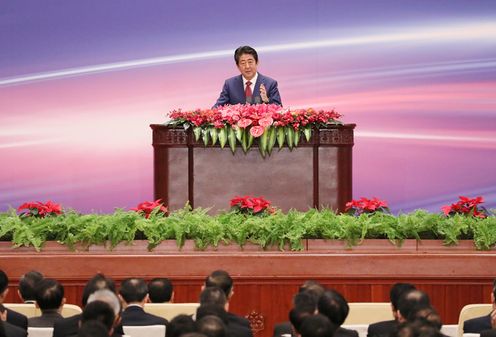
[150,124,355,213]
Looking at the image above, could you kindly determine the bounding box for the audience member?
[318,289,358,337]
[407,305,442,330]
[18,270,43,303]
[197,315,227,337]
[80,300,117,336]
[148,278,174,303]
[464,279,496,333]
[78,320,109,337]
[204,270,251,330]
[299,314,336,337]
[395,319,443,337]
[167,314,196,337]
[396,290,430,323]
[119,278,168,328]
[367,283,417,337]
[197,304,251,337]
[0,270,28,330]
[28,278,65,327]
[53,273,121,337]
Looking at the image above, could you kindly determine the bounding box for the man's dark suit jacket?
[3,321,27,337]
[0,304,28,330]
[52,313,125,337]
[272,321,293,337]
[335,327,359,337]
[464,314,492,333]
[367,320,397,337]
[120,306,168,327]
[481,329,496,337]
[213,73,282,107]
[28,310,64,327]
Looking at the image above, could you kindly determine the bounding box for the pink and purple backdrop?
[1,0,495,213]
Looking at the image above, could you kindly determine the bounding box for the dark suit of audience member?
[28,278,65,327]
[2,321,27,337]
[481,328,496,337]
[0,270,29,331]
[273,322,293,337]
[119,278,168,330]
[367,320,397,337]
[464,314,492,333]
[197,304,252,337]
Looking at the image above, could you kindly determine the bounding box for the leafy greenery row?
[0,207,495,251]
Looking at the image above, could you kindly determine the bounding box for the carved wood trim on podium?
[151,124,355,213]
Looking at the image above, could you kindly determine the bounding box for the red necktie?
[245,81,252,99]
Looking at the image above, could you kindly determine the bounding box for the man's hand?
[260,83,269,103]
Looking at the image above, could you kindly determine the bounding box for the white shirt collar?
[242,72,258,90]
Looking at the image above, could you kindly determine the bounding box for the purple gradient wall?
[1,0,495,213]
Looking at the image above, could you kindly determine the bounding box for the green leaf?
[218,128,227,148]
[235,127,243,142]
[259,129,268,158]
[286,126,294,150]
[277,127,285,149]
[267,127,277,155]
[303,126,312,142]
[228,126,237,153]
[193,127,202,141]
[294,129,301,147]
[241,130,249,153]
[202,129,210,146]
[209,127,218,146]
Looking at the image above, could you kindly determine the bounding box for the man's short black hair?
[294,292,319,312]
[78,320,109,337]
[197,315,227,337]
[299,314,336,337]
[167,314,197,337]
[200,286,227,307]
[81,300,115,332]
[299,280,326,301]
[148,278,173,303]
[234,46,258,65]
[119,278,148,303]
[390,283,416,311]
[289,307,314,334]
[205,271,233,298]
[19,270,44,301]
[81,273,116,307]
[397,290,430,320]
[0,270,8,294]
[35,278,64,310]
[317,289,349,326]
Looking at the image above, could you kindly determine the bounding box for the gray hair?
[87,289,121,316]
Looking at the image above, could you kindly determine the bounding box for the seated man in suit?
[0,270,28,330]
[28,278,65,327]
[317,289,358,337]
[204,270,251,330]
[395,290,431,324]
[197,303,252,337]
[367,283,416,337]
[18,270,43,304]
[118,278,168,328]
[80,294,121,337]
[0,316,27,337]
[213,46,282,107]
[197,315,227,337]
[147,278,174,303]
[464,279,496,333]
[299,314,337,337]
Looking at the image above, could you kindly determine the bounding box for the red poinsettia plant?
[131,199,168,218]
[230,195,276,216]
[17,201,63,218]
[441,196,489,218]
[345,197,390,216]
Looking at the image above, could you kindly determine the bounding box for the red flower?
[258,117,274,128]
[18,201,63,218]
[237,118,252,128]
[132,199,168,218]
[249,126,265,138]
[230,195,274,215]
[441,196,487,218]
[345,197,389,216]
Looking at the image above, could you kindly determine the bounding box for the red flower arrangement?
[230,195,275,215]
[17,201,63,218]
[131,199,168,218]
[441,196,489,218]
[345,197,390,216]
[167,104,342,155]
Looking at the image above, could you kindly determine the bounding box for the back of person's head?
[397,290,430,322]
[35,278,64,311]
[234,46,258,65]
[317,289,349,326]
[196,315,227,337]
[0,270,8,295]
[196,304,229,324]
[200,286,227,307]
[395,320,443,337]
[82,273,116,307]
[289,307,314,334]
[19,270,44,302]
[390,283,416,311]
[294,292,319,313]
[78,320,109,337]
[181,333,208,337]
[81,300,115,333]
[148,278,173,303]
[205,270,233,299]
[87,289,121,318]
[299,314,336,337]
[299,280,326,301]
[119,278,148,304]
[167,314,196,337]
[407,305,442,330]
